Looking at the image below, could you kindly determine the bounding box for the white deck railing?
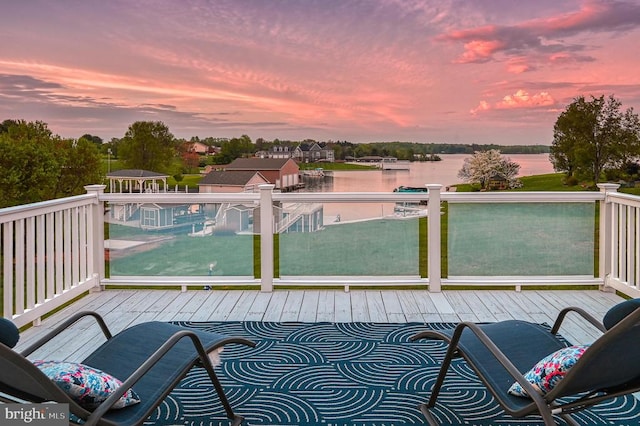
[2,182,639,327]
[1,186,104,327]
[603,189,640,296]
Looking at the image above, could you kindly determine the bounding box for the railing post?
[259,184,275,292]
[427,184,442,292]
[85,185,106,291]
[597,183,619,292]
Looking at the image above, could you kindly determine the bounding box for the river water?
[300,153,555,221]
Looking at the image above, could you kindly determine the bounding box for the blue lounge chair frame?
[0,311,255,426]
[411,303,640,425]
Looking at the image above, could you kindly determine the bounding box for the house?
[293,142,334,163]
[198,170,269,193]
[224,158,300,191]
[187,141,210,154]
[256,145,294,159]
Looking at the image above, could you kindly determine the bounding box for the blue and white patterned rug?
[144,322,640,426]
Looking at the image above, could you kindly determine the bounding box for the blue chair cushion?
[0,318,19,348]
[603,298,640,330]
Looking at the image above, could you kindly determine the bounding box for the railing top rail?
[606,191,640,207]
[0,193,97,224]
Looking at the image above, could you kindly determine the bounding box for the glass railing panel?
[447,202,595,276]
[106,202,255,276]
[278,202,423,276]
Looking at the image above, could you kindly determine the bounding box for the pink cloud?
[439,0,640,66]
[506,57,535,74]
[470,100,491,116]
[534,0,640,35]
[457,39,506,64]
[471,90,557,115]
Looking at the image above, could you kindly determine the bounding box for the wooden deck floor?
[15,288,624,362]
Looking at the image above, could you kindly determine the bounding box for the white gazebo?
[106,169,169,193]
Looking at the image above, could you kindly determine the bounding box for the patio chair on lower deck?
[0,311,256,426]
[411,299,640,426]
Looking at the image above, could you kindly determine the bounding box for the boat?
[301,167,325,177]
[380,157,410,170]
[393,186,428,193]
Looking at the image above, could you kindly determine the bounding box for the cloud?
[471,90,556,115]
[439,0,640,68]
[506,57,536,74]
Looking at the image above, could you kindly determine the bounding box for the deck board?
[334,291,352,323]
[15,289,626,361]
[350,291,370,322]
[298,291,320,322]
[225,291,258,321]
[317,291,336,322]
[395,291,425,322]
[366,291,388,323]
[280,291,305,322]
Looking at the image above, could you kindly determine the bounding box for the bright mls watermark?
[1,404,68,425]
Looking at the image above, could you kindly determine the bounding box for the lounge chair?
[0,311,255,426]
[411,298,640,425]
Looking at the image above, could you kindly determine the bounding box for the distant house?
[293,142,334,163]
[198,170,269,193]
[187,141,209,154]
[224,158,300,191]
[256,145,294,159]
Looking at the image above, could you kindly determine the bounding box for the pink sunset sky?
[1,0,640,145]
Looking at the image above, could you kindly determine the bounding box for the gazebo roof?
[107,169,169,178]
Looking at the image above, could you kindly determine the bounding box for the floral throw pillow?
[508,345,590,397]
[33,360,140,410]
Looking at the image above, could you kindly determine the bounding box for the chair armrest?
[84,330,254,425]
[550,306,606,335]
[20,311,112,357]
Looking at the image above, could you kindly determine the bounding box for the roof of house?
[107,169,169,178]
[199,170,268,186]
[225,158,294,170]
[296,142,324,152]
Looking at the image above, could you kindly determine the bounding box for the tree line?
[1,93,639,207]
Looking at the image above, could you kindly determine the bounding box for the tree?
[215,134,254,164]
[0,120,102,208]
[80,133,103,146]
[550,95,640,183]
[54,137,103,197]
[177,140,201,172]
[118,121,176,172]
[457,149,521,190]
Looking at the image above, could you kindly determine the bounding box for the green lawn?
[454,173,587,192]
